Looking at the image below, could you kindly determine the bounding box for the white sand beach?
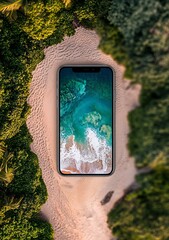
[26,27,141,240]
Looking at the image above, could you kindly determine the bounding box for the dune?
[26,27,141,240]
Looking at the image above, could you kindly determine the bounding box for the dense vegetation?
[99,0,169,239]
[0,0,169,239]
[0,4,52,240]
[108,161,169,240]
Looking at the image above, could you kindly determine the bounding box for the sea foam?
[60,128,111,174]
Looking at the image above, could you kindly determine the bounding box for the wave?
[60,128,112,174]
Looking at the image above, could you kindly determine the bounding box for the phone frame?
[57,65,116,176]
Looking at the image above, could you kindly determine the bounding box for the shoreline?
[60,132,112,174]
[27,27,141,240]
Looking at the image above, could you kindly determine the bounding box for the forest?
[0,0,169,239]
[102,0,169,239]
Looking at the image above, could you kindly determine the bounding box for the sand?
[26,27,141,240]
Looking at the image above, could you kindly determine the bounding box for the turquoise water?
[59,68,113,173]
[61,93,112,145]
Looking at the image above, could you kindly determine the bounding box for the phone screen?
[58,66,114,175]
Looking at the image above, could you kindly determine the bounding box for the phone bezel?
[57,65,116,176]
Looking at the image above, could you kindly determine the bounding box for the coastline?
[26,27,141,240]
[60,131,112,174]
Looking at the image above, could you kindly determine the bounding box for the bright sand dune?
[26,27,141,240]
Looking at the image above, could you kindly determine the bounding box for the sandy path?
[27,27,141,240]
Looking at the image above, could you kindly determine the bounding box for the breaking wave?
[60,128,112,174]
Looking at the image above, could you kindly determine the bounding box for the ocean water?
[59,68,113,174]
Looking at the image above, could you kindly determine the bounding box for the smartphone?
[58,65,115,175]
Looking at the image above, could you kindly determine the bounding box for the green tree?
[62,0,71,7]
[108,164,169,240]
[98,0,169,239]
[0,0,28,20]
[0,152,14,186]
[0,194,23,225]
[0,142,6,159]
[108,0,162,44]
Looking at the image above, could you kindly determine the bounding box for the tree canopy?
[97,0,169,239]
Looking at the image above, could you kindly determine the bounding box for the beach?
[26,27,141,240]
